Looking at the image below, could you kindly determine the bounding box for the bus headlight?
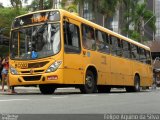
[46,60,62,73]
[10,66,18,75]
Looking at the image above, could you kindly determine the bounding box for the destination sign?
[12,11,60,28]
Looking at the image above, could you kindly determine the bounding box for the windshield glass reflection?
[10,23,60,60]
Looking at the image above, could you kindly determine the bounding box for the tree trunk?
[93,0,98,23]
[79,1,84,17]
[103,13,113,30]
[102,15,105,27]
[39,0,44,10]
[49,0,53,9]
[118,2,126,35]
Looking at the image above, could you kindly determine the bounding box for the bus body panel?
[9,52,64,86]
[110,55,132,86]
[9,68,64,86]
[9,9,153,91]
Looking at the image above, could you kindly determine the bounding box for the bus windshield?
[10,23,60,60]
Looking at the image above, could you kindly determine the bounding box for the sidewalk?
[0,85,80,94]
[0,85,39,94]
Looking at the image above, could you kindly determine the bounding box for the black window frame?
[139,48,147,63]
[110,35,122,57]
[121,40,131,59]
[63,21,81,54]
[95,29,110,54]
[81,24,96,50]
[131,44,140,61]
[146,50,152,65]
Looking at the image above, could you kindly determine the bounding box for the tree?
[98,0,118,28]
[61,0,78,13]
[72,0,96,21]
[39,0,43,10]
[118,0,156,43]
[128,1,156,42]
[73,0,85,17]
[44,0,53,9]
[10,0,22,9]
[29,0,53,11]
[10,0,28,13]
[0,2,4,8]
[118,0,139,36]
[0,8,27,36]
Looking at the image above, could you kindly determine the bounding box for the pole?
[143,15,155,26]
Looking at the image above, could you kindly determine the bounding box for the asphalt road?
[0,87,160,120]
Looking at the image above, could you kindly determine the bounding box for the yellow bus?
[9,9,153,94]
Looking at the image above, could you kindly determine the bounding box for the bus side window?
[139,48,147,63]
[63,21,81,53]
[131,44,139,61]
[110,36,122,56]
[144,50,147,64]
[82,24,95,50]
[95,30,110,54]
[146,51,151,64]
[122,40,131,59]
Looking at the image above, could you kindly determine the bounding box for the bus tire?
[80,70,96,94]
[133,75,140,92]
[97,85,111,93]
[126,75,140,92]
[39,84,56,94]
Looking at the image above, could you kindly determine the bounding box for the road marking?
[0,99,30,102]
[51,96,68,99]
[82,94,98,97]
[108,94,120,96]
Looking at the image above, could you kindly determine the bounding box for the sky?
[0,0,33,7]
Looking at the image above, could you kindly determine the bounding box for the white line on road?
[82,94,98,97]
[108,94,120,96]
[0,99,30,102]
[51,96,68,99]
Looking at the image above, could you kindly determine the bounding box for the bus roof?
[15,9,150,51]
[15,9,60,18]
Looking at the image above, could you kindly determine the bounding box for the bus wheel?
[133,75,140,92]
[39,84,56,94]
[80,70,96,94]
[126,75,140,92]
[97,85,111,93]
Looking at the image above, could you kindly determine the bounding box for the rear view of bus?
[9,10,63,94]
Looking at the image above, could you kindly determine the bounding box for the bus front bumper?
[9,69,63,86]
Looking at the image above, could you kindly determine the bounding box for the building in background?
[154,0,160,40]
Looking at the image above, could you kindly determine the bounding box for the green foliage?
[129,31,141,42]
[0,7,27,36]
[0,2,4,8]
[119,0,156,43]
[0,45,9,57]
[10,0,22,9]
[28,0,53,11]
[98,0,118,17]
[66,4,78,13]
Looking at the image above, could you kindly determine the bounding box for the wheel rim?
[86,75,93,88]
[135,81,139,90]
